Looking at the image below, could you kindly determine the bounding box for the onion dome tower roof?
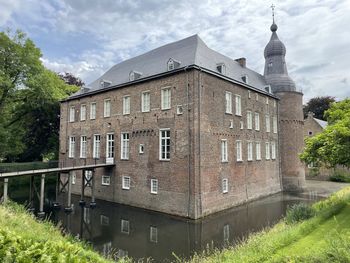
[263,10,296,93]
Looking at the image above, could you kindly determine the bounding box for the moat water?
[4,176,345,262]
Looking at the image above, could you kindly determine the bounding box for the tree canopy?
[0,30,79,161]
[303,96,336,120]
[300,98,350,168]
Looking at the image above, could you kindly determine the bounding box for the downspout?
[277,100,283,191]
[197,68,203,217]
[184,66,191,217]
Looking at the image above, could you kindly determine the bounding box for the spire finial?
[271,4,275,23]
[270,4,278,32]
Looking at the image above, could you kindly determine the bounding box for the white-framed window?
[139,144,145,154]
[121,133,130,160]
[222,178,228,193]
[225,91,232,114]
[273,100,277,108]
[235,95,241,116]
[69,136,75,158]
[248,90,251,99]
[100,215,110,226]
[150,226,158,243]
[223,224,230,243]
[90,102,96,120]
[217,63,226,74]
[247,141,253,161]
[122,176,130,190]
[102,175,111,186]
[121,219,129,234]
[240,121,244,129]
[151,179,158,194]
[221,139,228,162]
[168,59,175,71]
[80,136,87,158]
[271,141,276,160]
[265,142,270,160]
[266,97,269,105]
[255,112,260,131]
[104,99,111,117]
[265,114,271,133]
[229,120,234,129]
[161,87,171,110]
[236,140,242,161]
[141,91,150,112]
[80,104,86,121]
[69,106,75,122]
[256,142,261,160]
[71,172,76,185]
[93,134,101,158]
[177,105,183,115]
[159,129,170,160]
[273,116,278,134]
[123,96,130,115]
[247,111,253,129]
[106,133,114,163]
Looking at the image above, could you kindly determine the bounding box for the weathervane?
[271,4,275,23]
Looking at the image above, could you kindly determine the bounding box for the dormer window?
[129,71,142,81]
[100,79,112,88]
[264,85,272,93]
[242,75,248,84]
[217,63,226,74]
[167,58,181,71]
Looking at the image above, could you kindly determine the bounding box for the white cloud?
[1,0,349,102]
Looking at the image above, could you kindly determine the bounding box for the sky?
[1,0,349,102]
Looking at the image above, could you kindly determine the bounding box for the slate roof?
[71,35,269,98]
[314,117,328,129]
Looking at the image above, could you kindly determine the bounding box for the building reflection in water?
[53,193,320,262]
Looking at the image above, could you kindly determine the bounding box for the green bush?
[285,203,315,224]
[330,171,350,183]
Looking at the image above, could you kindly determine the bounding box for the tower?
[264,6,306,191]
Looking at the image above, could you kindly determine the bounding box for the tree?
[303,96,336,120]
[0,29,79,161]
[300,99,350,168]
[58,72,84,87]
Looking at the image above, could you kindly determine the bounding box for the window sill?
[151,192,158,195]
[221,161,228,163]
[236,160,243,163]
[121,159,129,161]
[102,184,110,186]
[122,188,130,190]
[159,159,170,162]
[161,108,171,111]
[141,110,150,113]
[235,114,242,117]
[225,112,233,115]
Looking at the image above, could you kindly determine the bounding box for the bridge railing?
[0,158,113,173]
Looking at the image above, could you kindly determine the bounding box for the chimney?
[235,57,246,67]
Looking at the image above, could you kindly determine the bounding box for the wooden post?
[38,174,45,217]
[53,173,61,209]
[3,178,8,203]
[64,171,73,212]
[90,170,96,208]
[28,176,35,213]
[79,170,86,206]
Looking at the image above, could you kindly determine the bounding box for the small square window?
[122,176,130,190]
[177,105,183,115]
[308,131,313,135]
[100,215,110,226]
[102,175,110,186]
[242,75,248,84]
[139,144,145,154]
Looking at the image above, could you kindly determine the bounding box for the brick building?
[59,19,305,219]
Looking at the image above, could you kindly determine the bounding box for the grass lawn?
[189,186,350,263]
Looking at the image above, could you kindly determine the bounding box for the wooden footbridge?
[0,159,115,217]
